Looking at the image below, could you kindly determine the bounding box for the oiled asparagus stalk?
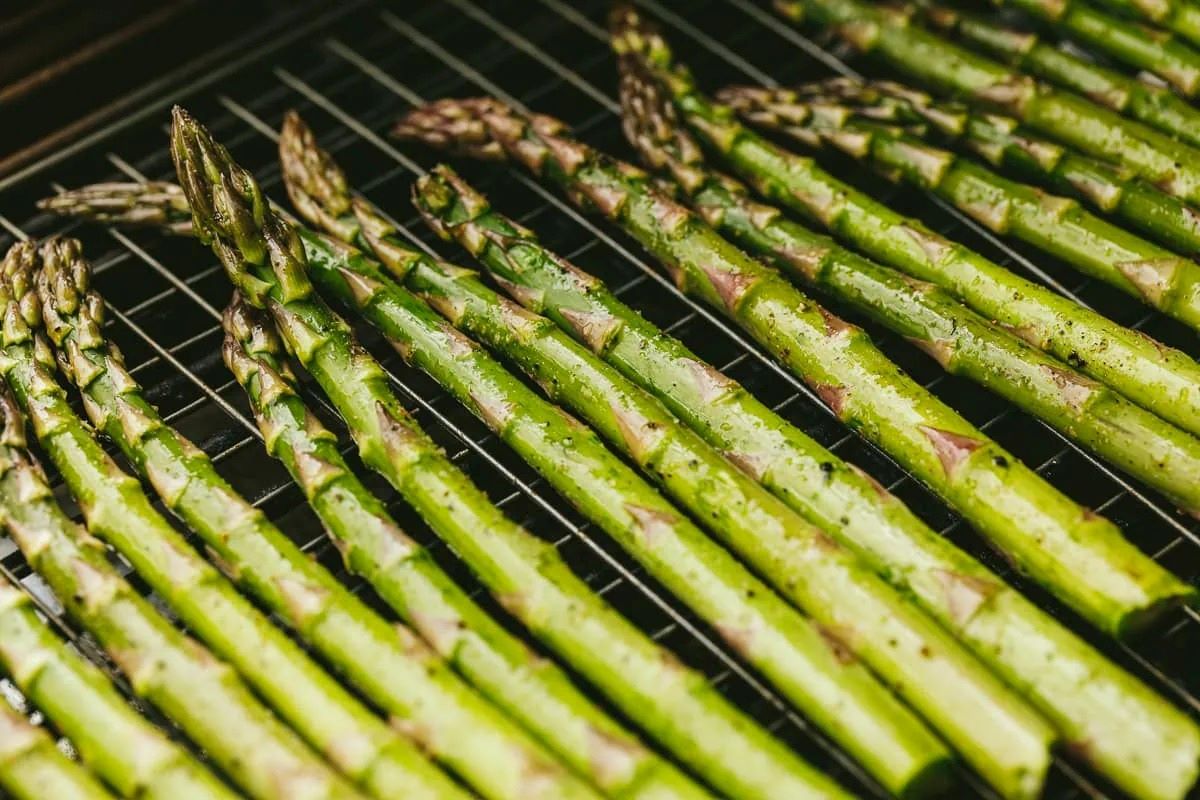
[280,114,975,797]
[0,583,235,800]
[172,103,842,800]
[607,7,1200,496]
[998,0,1200,95]
[221,294,716,800]
[1086,0,1200,46]
[32,179,851,800]
[754,77,1200,259]
[36,233,515,800]
[718,83,1200,335]
[771,0,1200,206]
[918,4,1200,147]
[0,264,367,800]
[614,68,1200,800]
[0,691,114,800]
[393,92,1193,641]
[410,165,1063,799]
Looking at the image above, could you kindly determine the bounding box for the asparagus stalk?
[0,289,367,800]
[407,167,1063,800]
[617,70,1200,799]
[0,585,234,799]
[771,0,1200,207]
[170,105,843,800]
[38,233,536,800]
[221,295,719,800]
[281,115,976,799]
[917,3,1200,147]
[610,7,1200,499]
[998,0,1200,96]
[0,691,114,800]
[761,78,1200,259]
[32,180,851,800]
[719,83,1200,336]
[1087,0,1200,45]
[401,84,1200,800]
[393,96,1195,640]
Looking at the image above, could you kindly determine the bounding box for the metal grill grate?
[1,2,1197,798]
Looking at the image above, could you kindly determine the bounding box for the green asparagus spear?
[1086,0,1200,46]
[999,0,1200,96]
[917,3,1200,147]
[408,165,1063,799]
[32,176,853,800]
[617,68,1200,799]
[610,7,1200,490]
[221,296,718,800]
[0,690,114,800]
[170,103,841,800]
[0,277,367,800]
[0,584,234,799]
[759,77,1200,259]
[718,82,1200,334]
[281,113,976,799]
[771,0,1200,207]
[399,79,1200,800]
[393,95,1194,640]
[38,232,539,800]
[222,280,862,800]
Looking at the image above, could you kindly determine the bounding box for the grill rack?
[0,1,1196,798]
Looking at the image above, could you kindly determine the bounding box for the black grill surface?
[0,2,1197,798]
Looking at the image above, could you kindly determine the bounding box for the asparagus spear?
[771,0,1200,207]
[38,233,550,800]
[402,83,1200,800]
[0,585,234,800]
[225,292,859,800]
[610,7,1200,487]
[393,96,1195,639]
[1000,0,1200,96]
[1087,0,1200,45]
[718,83,1200,333]
[33,178,852,800]
[288,118,1022,800]
[221,296,719,800]
[918,3,1200,147]
[618,69,1200,799]
[172,105,846,800]
[0,691,114,800]
[757,77,1200,259]
[0,284,367,800]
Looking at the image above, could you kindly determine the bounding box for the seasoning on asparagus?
[917,4,1200,148]
[0,268,367,800]
[771,0,1200,207]
[37,233,531,800]
[0,584,235,800]
[997,0,1200,96]
[393,92,1195,640]
[221,296,717,800]
[172,103,842,800]
[281,112,978,799]
[610,6,1200,490]
[615,65,1200,800]
[1084,0,1200,46]
[718,82,1200,333]
[0,689,114,800]
[36,179,855,800]
[757,77,1200,259]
